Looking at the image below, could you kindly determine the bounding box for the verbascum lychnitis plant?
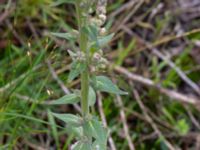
[49,0,127,149]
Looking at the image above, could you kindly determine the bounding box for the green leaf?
[47,110,60,148]
[49,93,80,105]
[83,117,108,148]
[68,60,87,82]
[67,126,83,138]
[51,32,77,41]
[88,86,96,106]
[91,76,128,95]
[91,118,108,146]
[98,33,114,47]
[51,0,76,6]
[52,113,82,127]
[175,119,189,135]
[82,25,98,41]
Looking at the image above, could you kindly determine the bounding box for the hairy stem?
[76,2,89,117]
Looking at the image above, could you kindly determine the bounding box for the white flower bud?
[100,27,106,35]
[93,52,101,61]
[96,19,104,26]
[98,14,106,23]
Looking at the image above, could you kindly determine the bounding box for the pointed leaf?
[98,33,114,47]
[91,76,128,95]
[68,60,87,82]
[83,118,108,148]
[52,113,82,127]
[51,32,77,41]
[68,50,77,59]
[82,25,98,41]
[49,93,80,105]
[91,118,108,146]
[88,86,96,106]
[47,110,60,148]
[67,126,83,138]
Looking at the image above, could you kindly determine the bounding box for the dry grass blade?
[114,66,200,109]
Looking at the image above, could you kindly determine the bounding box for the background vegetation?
[1,0,200,149]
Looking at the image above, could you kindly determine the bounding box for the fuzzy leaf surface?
[68,60,87,82]
[88,86,96,106]
[83,118,108,149]
[52,113,82,127]
[51,32,77,41]
[49,93,80,105]
[92,76,128,95]
[98,33,114,47]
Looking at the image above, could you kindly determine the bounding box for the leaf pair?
[51,112,107,150]
[82,25,114,52]
[49,87,96,107]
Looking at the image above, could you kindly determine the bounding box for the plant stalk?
[76,2,89,118]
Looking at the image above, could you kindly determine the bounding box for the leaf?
[82,25,98,41]
[52,113,82,127]
[51,0,76,6]
[68,60,87,82]
[67,126,83,138]
[51,32,77,41]
[175,119,189,135]
[49,93,80,105]
[91,118,108,146]
[98,33,114,47]
[88,86,96,106]
[47,110,60,148]
[91,76,128,95]
[68,50,77,59]
[83,117,108,148]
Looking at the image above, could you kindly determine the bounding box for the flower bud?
[100,28,106,35]
[98,14,106,23]
[93,52,101,61]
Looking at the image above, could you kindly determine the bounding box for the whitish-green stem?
[75,2,89,118]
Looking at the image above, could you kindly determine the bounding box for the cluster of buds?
[89,0,108,36]
[97,0,107,24]
[90,51,108,73]
[68,50,86,62]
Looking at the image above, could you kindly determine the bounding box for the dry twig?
[97,93,117,150]
[132,87,177,150]
[114,66,200,108]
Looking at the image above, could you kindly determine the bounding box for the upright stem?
[76,2,89,118]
